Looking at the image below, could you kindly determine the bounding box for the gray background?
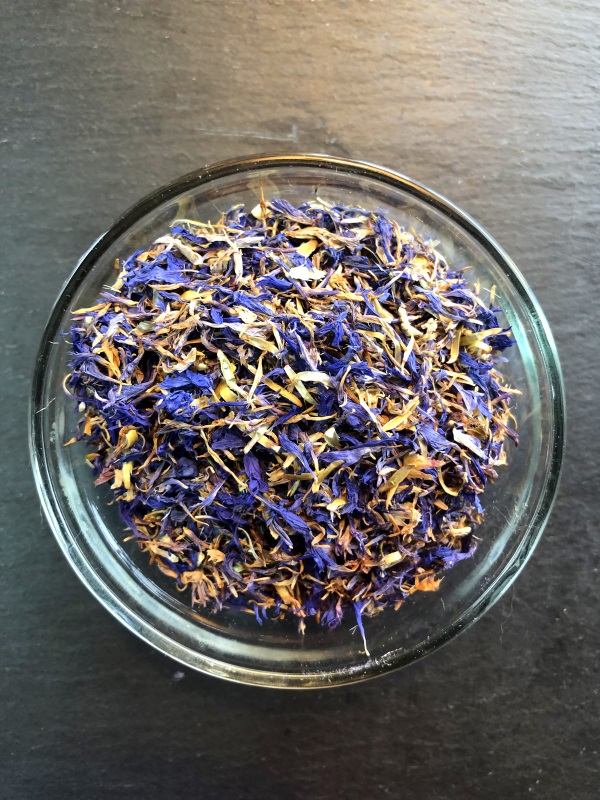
[1,1,598,798]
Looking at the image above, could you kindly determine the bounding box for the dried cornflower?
[65,197,518,646]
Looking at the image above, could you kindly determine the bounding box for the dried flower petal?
[65,197,519,645]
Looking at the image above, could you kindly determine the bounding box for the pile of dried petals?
[65,198,518,644]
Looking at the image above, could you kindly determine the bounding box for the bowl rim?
[30,153,566,688]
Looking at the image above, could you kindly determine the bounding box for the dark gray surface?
[1,1,598,798]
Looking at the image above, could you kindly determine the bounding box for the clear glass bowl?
[30,154,565,688]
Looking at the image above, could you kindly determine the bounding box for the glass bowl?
[30,154,564,688]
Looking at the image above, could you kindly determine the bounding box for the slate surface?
[1,1,598,798]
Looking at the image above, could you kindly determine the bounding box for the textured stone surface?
[1,1,598,798]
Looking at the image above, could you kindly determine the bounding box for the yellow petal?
[326,496,347,513]
[448,331,461,364]
[122,461,133,489]
[381,551,403,567]
[312,459,344,491]
[293,371,335,387]
[240,334,280,355]
[296,239,319,257]
[125,430,139,449]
